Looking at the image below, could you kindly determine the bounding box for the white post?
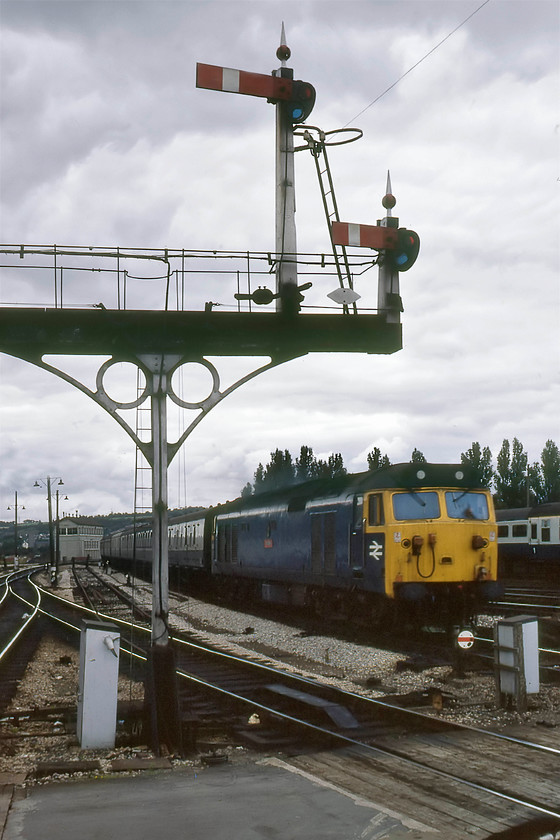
[378,172,401,324]
[273,29,298,316]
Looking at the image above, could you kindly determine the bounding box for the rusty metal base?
[145,643,183,757]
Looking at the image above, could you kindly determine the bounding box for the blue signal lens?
[292,107,304,120]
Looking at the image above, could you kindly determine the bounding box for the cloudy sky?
[1,0,558,521]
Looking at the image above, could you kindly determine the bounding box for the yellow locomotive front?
[364,469,500,626]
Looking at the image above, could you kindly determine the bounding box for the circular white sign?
[457,630,474,649]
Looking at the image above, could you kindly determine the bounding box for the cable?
[343,0,492,127]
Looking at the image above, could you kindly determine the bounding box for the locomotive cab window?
[368,494,384,526]
[445,491,489,520]
[393,491,439,521]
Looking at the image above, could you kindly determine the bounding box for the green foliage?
[410,448,427,464]
[245,445,347,496]
[461,441,494,488]
[529,439,560,503]
[495,438,528,508]
[367,447,391,471]
[240,438,559,506]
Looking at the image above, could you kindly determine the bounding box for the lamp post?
[7,491,25,567]
[54,488,68,574]
[34,477,63,584]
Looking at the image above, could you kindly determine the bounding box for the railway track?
[488,584,560,617]
[5,566,559,835]
[0,568,45,711]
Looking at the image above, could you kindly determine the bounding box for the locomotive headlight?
[472,535,488,550]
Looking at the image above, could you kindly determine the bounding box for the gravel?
[2,568,559,783]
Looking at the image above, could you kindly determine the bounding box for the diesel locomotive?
[102,462,500,628]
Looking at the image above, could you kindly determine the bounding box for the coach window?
[512,524,527,538]
[497,525,509,538]
[542,521,551,542]
[368,494,384,526]
[531,523,537,540]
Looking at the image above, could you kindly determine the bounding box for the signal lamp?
[389,228,420,272]
[288,80,316,124]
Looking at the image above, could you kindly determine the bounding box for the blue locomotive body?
[102,463,500,626]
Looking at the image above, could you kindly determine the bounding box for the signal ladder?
[301,129,358,315]
[133,368,152,560]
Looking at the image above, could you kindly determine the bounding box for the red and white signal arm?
[331,221,397,250]
[456,629,474,649]
[196,63,292,101]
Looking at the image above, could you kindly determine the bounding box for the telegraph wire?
[343,0,492,127]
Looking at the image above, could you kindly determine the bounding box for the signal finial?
[382,170,396,215]
[276,22,291,64]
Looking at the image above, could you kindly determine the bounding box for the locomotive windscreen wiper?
[406,489,427,507]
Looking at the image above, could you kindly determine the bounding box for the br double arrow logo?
[368,540,383,561]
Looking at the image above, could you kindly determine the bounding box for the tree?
[243,445,348,496]
[411,448,427,464]
[310,452,346,481]
[495,438,528,508]
[252,462,265,495]
[295,445,315,482]
[327,452,346,479]
[261,448,295,492]
[367,447,391,471]
[460,442,494,488]
[529,440,560,503]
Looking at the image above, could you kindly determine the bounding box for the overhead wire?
[342,0,492,127]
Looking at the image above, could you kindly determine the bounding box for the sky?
[0,0,558,522]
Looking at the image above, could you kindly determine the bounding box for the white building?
[58,517,104,562]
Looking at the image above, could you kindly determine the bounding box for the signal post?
[0,28,420,755]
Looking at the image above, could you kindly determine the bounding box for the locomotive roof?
[219,462,487,515]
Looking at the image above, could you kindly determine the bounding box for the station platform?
[2,756,434,840]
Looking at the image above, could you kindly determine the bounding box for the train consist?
[496,503,560,578]
[102,463,501,628]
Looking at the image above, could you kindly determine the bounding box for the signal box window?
[368,494,384,526]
